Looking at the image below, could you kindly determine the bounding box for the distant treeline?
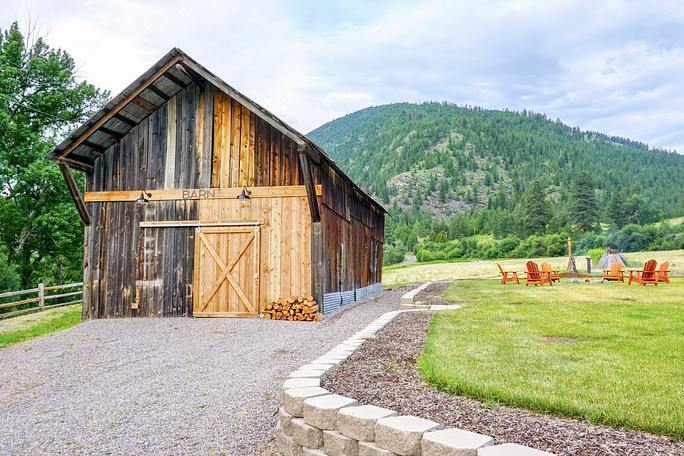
[383,221,684,266]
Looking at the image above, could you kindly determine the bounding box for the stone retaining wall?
[276,287,556,456]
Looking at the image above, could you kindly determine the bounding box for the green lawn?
[418,279,684,438]
[0,305,82,348]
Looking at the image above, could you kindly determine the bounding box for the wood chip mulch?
[322,311,684,456]
[412,281,451,305]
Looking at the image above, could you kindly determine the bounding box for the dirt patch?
[322,311,684,456]
[412,281,451,306]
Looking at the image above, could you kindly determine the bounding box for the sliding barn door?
[192,226,261,317]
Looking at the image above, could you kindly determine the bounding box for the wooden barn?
[47,49,385,319]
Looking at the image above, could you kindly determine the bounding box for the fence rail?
[0,282,83,320]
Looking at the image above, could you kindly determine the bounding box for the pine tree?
[607,193,628,228]
[571,172,599,232]
[520,180,549,236]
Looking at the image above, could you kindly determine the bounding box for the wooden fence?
[0,282,83,320]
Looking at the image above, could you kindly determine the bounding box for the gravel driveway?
[0,290,402,455]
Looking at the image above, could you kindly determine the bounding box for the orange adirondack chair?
[602,262,624,282]
[525,261,552,286]
[496,262,519,285]
[540,262,560,283]
[657,261,671,284]
[628,259,658,286]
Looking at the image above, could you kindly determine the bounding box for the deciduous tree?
[0,22,108,287]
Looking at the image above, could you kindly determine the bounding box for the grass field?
[0,305,82,348]
[418,279,684,438]
[383,249,684,286]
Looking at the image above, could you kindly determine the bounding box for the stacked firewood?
[263,295,320,321]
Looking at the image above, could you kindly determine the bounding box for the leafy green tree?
[0,248,19,292]
[571,172,599,232]
[607,193,629,228]
[520,180,549,236]
[0,22,108,287]
[622,194,660,226]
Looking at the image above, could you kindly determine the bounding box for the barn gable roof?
[47,48,386,214]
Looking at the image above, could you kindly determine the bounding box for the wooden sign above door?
[84,185,321,203]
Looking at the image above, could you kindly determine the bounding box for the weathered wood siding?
[318,163,384,298]
[212,91,301,188]
[84,200,198,318]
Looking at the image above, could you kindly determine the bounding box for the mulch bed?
[322,311,684,456]
[411,281,451,306]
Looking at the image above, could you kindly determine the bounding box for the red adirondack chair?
[525,261,552,286]
[657,261,671,284]
[602,262,625,282]
[628,259,658,286]
[496,262,519,285]
[541,262,560,283]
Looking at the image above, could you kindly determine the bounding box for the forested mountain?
[308,102,684,262]
[310,102,682,217]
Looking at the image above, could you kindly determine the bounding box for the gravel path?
[0,290,403,456]
[323,311,684,456]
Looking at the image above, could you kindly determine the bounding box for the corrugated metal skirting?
[321,282,383,314]
[323,292,342,314]
[340,290,355,306]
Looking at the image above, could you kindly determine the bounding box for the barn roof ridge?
[47,47,386,214]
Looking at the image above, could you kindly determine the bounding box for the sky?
[3,0,684,152]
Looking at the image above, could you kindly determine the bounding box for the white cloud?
[2,0,683,151]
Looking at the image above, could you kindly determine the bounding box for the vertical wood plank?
[248,111,256,186]
[164,96,177,189]
[280,196,291,296]
[269,197,281,300]
[212,91,223,187]
[230,99,241,187]
[239,104,250,186]
[270,127,280,187]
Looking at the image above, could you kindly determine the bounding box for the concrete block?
[279,407,294,436]
[320,355,348,362]
[299,363,335,371]
[338,405,398,441]
[312,357,342,365]
[303,394,358,430]
[282,387,330,417]
[422,429,494,456]
[288,369,328,379]
[275,425,303,456]
[283,377,321,389]
[302,448,327,456]
[324,429,359,456]
[359,441,397,456]
[400,282,432,304]
[478,443,556,456]
[375,415,439,456]
[292,417,324,449]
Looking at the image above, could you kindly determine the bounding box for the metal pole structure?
[566,237,577,273]
[586,257,592,274]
